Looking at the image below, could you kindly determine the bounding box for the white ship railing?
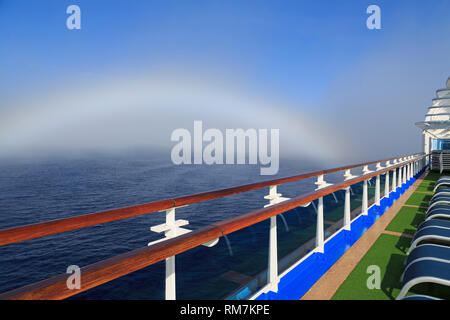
[0,153,427,300]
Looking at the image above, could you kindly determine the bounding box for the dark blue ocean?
[0,152,371,299]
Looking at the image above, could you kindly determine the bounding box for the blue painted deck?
[252,168,424,300]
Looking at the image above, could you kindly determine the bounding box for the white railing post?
[403,164,407,184]
[343,169,356,231]
[406,159,409,181]
[362,180,368,215]
[263,185,289,293]
[149,206,219,300]
[344,187,351,231]
[385,161,390,199]
[405,162,408,181]
[409,162,414,179]
[362,166,372,215]
[410,161,413,178]
[314,175,332,253]
[407,161,411,180]
[264,185,290,207]
[406,161,409,180]
[410,159,413,178]
[166,257,176,300]
[402,164,405,184]
[316,197,324,252]
[400,165,403,185]
[267,215,278,293]
[164,208,176,300]
[343,169,356,181]
[375,162,382,205]
[392,160,397,192]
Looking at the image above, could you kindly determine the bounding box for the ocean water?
[0,152,366,299]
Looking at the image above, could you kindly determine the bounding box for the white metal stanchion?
[375,162,383,205]
[149,206,219,300]
[362,166,373,215]
[267,215,278,293]
[392,160,398,192]
[263,185,290,293]
[314,175,332,253]
[343,169,356,231]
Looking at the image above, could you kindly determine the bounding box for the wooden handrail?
[0,153,423,246]
[0,155,426,300]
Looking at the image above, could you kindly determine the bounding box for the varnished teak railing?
[0,153,427,300]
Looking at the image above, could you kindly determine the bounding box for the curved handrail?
[0,154,426,300]
[0,152,422,246]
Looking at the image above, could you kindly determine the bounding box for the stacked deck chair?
[426,189,450,220]
[397,177,450,300]
[433,176,450,192]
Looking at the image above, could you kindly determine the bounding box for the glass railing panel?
[322,191,346,238]
[176,219,270,300]
[276,204,317,276]
[350,181,363,219]
[68,259,166,299]
[367,177,376,207]
[380,173,387,198]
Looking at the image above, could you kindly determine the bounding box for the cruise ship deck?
[303,171,449,300]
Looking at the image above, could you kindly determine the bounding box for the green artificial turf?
[415,171,440,193]
[332,232,450,300]
[405,192,432,207]
[385,206,426,235]
[415,180,435,193]
[332,234,411,300]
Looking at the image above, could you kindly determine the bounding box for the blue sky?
[0,1,449,162]
[1,0,444,101]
